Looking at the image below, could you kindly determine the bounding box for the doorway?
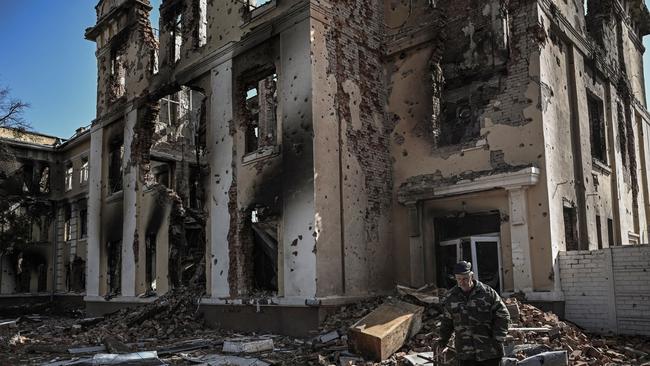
[438,234,502,293]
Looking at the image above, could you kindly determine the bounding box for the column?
[209,60,234,298]
[407,202,425,287]
[121,108,138,297]
[86,126,103,297]
[507,187,534,292]
[55,206,66,292]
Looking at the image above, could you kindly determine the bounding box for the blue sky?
[0,1,649,139]
[0,1,160,140]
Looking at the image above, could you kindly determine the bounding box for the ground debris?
[0,289,649,365]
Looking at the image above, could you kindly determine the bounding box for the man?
[436,261,510,366]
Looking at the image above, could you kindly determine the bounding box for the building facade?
[0,127,90,300]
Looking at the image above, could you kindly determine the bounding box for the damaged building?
[2,0,650,336]
[0,127,90,302]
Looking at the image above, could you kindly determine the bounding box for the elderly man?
[436,261,510,366]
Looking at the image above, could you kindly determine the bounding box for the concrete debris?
[184,354,271,366]
[317,330,340,344]
[90,351,162,365]
[223,339,274,353]
[348,299,424,361]
[67,345,107,354]
[516,351,568,366]
[0,319,18,327]
[395,284,442,305]
[1,293,649,365]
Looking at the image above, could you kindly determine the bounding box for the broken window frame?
[587,93,607,164]
[80,157,89,185]
[78,207,87,239]
[108,137,124,195]
[242,0,276,22]
[109,47,126,101]
[241,70,278,157]
[563,204,579,251]
[64,162,74,192]
[63,205,72,242]
[39,165,50,194]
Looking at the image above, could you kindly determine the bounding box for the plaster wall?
[311,0,393,297]
[388,1,554,290]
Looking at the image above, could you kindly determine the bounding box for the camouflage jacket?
[439,281,510,361]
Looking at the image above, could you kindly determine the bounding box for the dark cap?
[453,261,472,275]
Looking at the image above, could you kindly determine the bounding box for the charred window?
[563,205,579,251]
[587,94,606,163]
[152,160,172,188]
[79,206,87,239]
[439,98,480,146]
[145,233,157,293]
[164,9,183,63]
[107,240,122,296]
[596,214,603,249]
[64,162,73,192]
[250,206,278,293]
[617,103,628,168]
[243,71,277,154]
[607,218,615,246]
[108,137,124,194]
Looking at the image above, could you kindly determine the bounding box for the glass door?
[470,236,502,293]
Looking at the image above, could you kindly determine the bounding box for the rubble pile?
[506,298,650,366]
[83,287,206,343]
[0,287,648,365]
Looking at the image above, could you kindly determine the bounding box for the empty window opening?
[152,160,172,188]
[563,206,579,251]
[607,218,615,246]
[21,163,34,194]
[250,206,278,293]
[596,215,603,249]
[108,137,124,194]
[79,207,87,239]
[243,72,277,154]
[617,103,628,168]
[64,162,73,192]
[107,240,122,296]
[247,0,273,11]
[159,93,181,126]
[39,166,50,194]
[69,256,85,292]
[587,94,606,163]
[171,12,183,62]
[145,233,157,293]
[198,0,207,47]
[439,98,481,146]
[63,205,72,242]
[80,157,89,184]
[109,47,126,101]
[15,252,47,294]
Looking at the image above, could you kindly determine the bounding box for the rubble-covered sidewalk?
[0,287,649,365]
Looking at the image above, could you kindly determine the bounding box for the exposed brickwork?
[559,246,650,335]
[325,0,392,239]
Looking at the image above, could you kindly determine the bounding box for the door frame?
[439,233,503,292]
